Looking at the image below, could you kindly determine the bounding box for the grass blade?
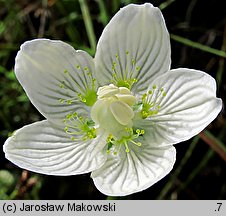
[199,130,226,162]
[171,34,226,58]
[79,0,96,52]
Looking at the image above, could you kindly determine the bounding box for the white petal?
[15,39,96,122]
[95,3,171,92]
[134,69,222,146]
[91,144,176,196]
[3,120,107,175]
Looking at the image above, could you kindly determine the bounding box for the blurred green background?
[0,0,226,200]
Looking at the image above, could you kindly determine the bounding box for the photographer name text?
[2,202,116,213]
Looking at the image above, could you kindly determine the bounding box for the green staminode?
[78,89,97,106]
[63,112,96,141]
[139,85,167,119]
[113,76,138,89]
[110,50,140,90]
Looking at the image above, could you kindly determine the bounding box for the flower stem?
[79,0,96,52]
[157,135,199,199]
[157,122,226,199]
[96,0,109,26]
[179,149,214,192]
[170,34,226,58]
[199,130,226,162]
[159,0,176,10]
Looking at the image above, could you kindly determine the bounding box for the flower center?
[57,47,169,156]
[90,84,146,154]
[91,84,136,137]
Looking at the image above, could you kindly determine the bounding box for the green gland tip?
[77,90,97,106]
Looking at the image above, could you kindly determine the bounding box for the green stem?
[79,0,96,52]
[175,123,226,197]
[157,136,199,199]
[97,0,109,26]
[171,34,226,58]
[176,149,214,194]
[158,122,226,199]
[200,130,226,162]
[159,0,176,10]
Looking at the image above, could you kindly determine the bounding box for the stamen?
[130,140,142,146]
[105,127,145,155]
[113,143,122,155]
[124,141,130,153]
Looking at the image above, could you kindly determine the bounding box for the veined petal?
[15,39,96,122]
[3,120,107,175]
[91,144,176,196]
[95,3,171,92]
[134,69,222,146]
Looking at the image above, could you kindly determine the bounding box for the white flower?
[3,3,222,196]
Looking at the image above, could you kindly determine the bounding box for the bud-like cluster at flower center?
[62,81,166,154]
[91,84,136,138]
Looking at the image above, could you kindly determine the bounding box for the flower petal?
[15,39,96,122]
[3,120,107,175]
[95,3,171,92]
[91,144,176,196]
[134,69,222,146]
